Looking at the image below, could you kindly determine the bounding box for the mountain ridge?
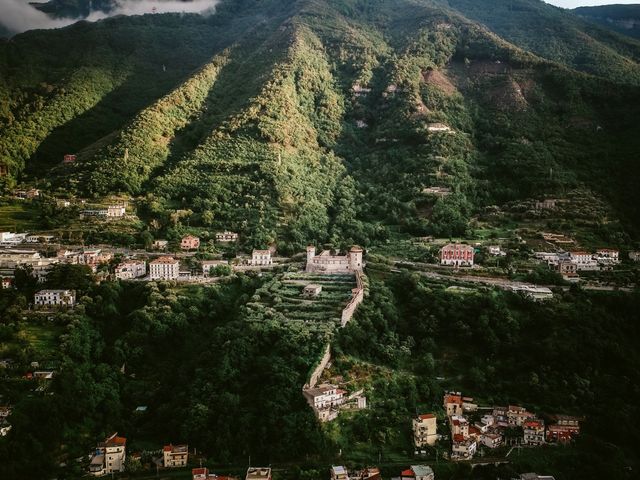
[1,0,640,242]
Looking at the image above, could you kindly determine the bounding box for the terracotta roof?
[102,433,126,447]
[400,469,414,477]
[193,467,208,475]
[151,256,178,264]
[469,425,481,435]
[418,413,435,420]
[453,433,465,442]
[524,420,543,428]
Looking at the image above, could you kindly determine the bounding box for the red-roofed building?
[523,419,545,445]
[546,415,581,443]
[444,392,463,416]
[90,433,126,476]
[193,468,239,480]
[400,465,435,480]
[413,413,437,447]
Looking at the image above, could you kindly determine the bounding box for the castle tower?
[348,246,363,271]
[306,245,316,272]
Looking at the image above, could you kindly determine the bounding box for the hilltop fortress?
[305,246,363,273]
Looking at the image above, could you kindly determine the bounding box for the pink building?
[181,235,200,251]
[440,244,474,267]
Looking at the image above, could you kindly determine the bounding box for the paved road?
[391,261,635,293]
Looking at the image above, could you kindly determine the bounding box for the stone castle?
[305,246,363,273]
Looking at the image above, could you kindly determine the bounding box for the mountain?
[574,4,640,39]
[1,0,640,246]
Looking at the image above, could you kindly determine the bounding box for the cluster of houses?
[535,248,620,280]
[412,392,581,462]
[88,434,191,476]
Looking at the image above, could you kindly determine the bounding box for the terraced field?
[245,272,356,333]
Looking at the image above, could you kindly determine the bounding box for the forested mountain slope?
[574,4,640,40]
[1,0,640,242]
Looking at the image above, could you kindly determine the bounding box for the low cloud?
[0,0,219,35]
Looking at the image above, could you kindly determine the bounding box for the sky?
[545,0,639,7]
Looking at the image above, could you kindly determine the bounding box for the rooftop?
[151,256,178,264]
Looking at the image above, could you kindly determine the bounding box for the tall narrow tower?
[348,246,363,271]
[306,245,316,272]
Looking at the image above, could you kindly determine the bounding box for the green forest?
[1,267,639,479]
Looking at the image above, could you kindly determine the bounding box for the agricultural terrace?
[245,272,357,333]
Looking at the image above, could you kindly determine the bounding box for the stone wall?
[305,343,331,389]
[340,270,364,327]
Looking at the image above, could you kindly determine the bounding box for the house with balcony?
[215,231,239,243]
[149,257,180,280]
[413,413,437,447]
[546,414,580,443]
[451,437,477,460]
[163,444,188,468]
[181,235,200,251]
[89,433,126,476]
[523,419,545,445]
[115,260,146,280]
[34,289,76,308]
[250,249,272,266]
[440,243,474,267]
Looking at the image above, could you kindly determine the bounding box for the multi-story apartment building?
[149,257,180,280]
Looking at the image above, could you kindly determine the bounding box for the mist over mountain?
[0,0,218,34]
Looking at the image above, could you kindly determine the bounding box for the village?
[0,187,631,480]
[0,226,569,479]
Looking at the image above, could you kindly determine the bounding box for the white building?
[107,205,126,218]
[568,251,599,271]
[246,467,272,480]
[303,384,346,410]
[426,122,453,133]
[163,444,188,468]
[0,232,27,245]
[89,433,126,476]
[149,257,180,280]
[250,249,272,266]
[34,289,76,308]
[215,231,239,243]
[488,245,506,256]
[115,260,147,280]
[331,466,349,480]
[451,438,476,460]
[595,248,619,264]
[480,433,502,449]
